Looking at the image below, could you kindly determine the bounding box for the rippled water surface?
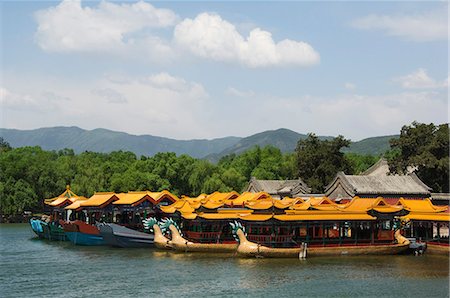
[1,224,449,297]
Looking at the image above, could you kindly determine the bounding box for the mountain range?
[0,126,397,160]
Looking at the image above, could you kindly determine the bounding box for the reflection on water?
[1,224,449,297]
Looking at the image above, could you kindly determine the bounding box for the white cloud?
[0,87,38,110]
[144,72,209,99]
[206,89,448,140]
[344,83,356,91]
[34,0,178,53]
[174,13,320,67]
[393,69,448,89]
[91,88,127,104]
[352,9,448,42]
[1,73,211,138]
[226,87,255,98]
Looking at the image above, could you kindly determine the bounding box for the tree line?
[0,121,447,216]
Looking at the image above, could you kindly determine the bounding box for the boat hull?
[99,223,154,248]
[169,225,237,253]
[426,243,450,255]
[63,221,104,246]
[48,221,68,241]
[236,229,410,258]
[65,231,105,246]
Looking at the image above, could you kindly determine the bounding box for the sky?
[0,0,448,141]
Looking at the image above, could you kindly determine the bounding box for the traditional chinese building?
[246,177,311,199]
[324,172,432,203]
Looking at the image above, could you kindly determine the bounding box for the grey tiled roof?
[325,172,432,196]
[246,177,311,196]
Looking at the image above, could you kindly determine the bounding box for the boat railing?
[185,231,222,243]
[247,234,293,245]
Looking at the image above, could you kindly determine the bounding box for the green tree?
[295,134,352,193]
[388,122,449,192]
[0,137,11,153]
[346,153,379,174]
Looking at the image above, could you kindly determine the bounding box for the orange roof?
[238,214,273,221]
[65,201,82,210]
[397,198,448,213]
[113,192,150,206]
[65,192,118,210]
[225,192,270,206]
[403,213,450,222]
[146,190,179,203]
[340,197,403,213]
[201,200,225,210]
[159,200,186,213]
[45,186,86,207]
[181,212,198,219]
[245,200,274,210]
[48,195,88,207]
[204,191,239,203]
[274,213,375,221]
[111,190,178,206]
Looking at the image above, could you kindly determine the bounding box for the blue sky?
[1,1,448,141]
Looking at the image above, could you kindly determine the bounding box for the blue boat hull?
[65,231,105,246]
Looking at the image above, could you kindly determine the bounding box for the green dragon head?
[160,218,182,237]
[229,221,246,242]
[142,217,158,232]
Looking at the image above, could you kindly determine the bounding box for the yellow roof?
[244,197,303,210]
[245,200,274,210]
[290,201,312,210]
[159,200,186,213]
[196,211,271,221]
[340,197,403,213]
[146,190,180,202]
[403,213,450,222]
[204,191,239,203]
[65,192,118,209]
[65,201,82,210]
[238,214,273,221]
[45,186,86,207]
[184,194,208,202]
[199,213,240,220]
[201,200,225,210]
[48,195,88,207]
[225,192,270,206]
[160,200,196,214]
[398,198,448,213]
[113,192,149,205]
[181,212,198,219]
[275,213,375,221]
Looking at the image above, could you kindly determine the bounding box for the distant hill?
[0,127,240,158]
[343,135,398,156]
[0,126,397,159]
[204,128,333,162]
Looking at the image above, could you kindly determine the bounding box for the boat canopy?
[42,188,448,223]
[44,186,88,208]
[161,193,450,222]
[113,190,178,206]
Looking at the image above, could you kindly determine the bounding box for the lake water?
[1,224,449,297]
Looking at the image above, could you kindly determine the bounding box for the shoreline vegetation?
[0,122,448,222]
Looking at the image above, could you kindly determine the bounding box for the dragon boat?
[163,218,238,253]
[98,223,154,248]
[233,224,410,258]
